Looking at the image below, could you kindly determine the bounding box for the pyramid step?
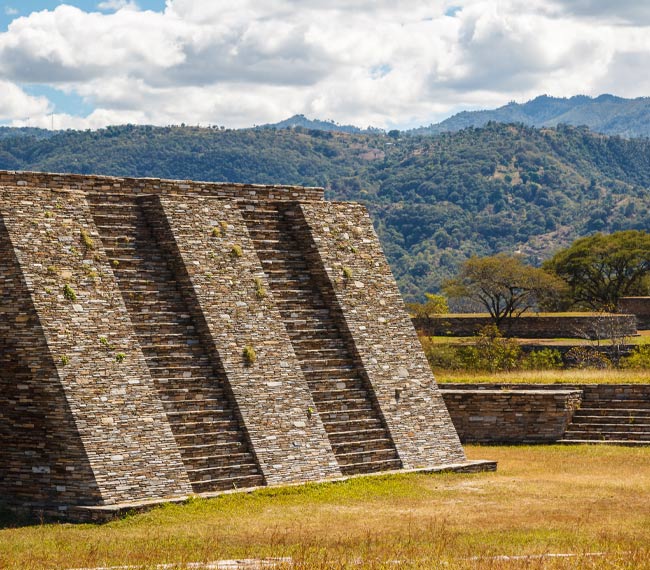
[572,408,650,418]
[323,418,384,433]
[326,428,388,444]
[571,415,650,425]
[578,400,650,409]
[563,430,650,440]
[331,438,396,455]
[309,388,370,401]
[171,419,241,434]
[335,448,400,466]
[179,440,250,459]
[166,408,233,423]
[558,439,650,446]
[319,407,378,423]
[184,452,256,470]
[190,474,265,493]
[339,459,402,476]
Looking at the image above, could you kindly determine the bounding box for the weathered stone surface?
[297,202,466,468]
[413,314,637,339]
[618,297,650,330]
[146,195,340,484]
[440,387,582,443]
[0,188,191,517]
[0,170,473,520]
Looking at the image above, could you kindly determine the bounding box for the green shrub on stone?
[565,346,611,369]
[230,244,243,258]
[457,325,521,372]
[80,228,95,250]
[63,284,77,301]
[620,345,650,369]
[521,348,564,370]
[419,338,464,371]
[243,345,256,365]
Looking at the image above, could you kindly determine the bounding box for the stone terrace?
[0,171,492,521]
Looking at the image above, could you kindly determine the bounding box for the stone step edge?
[69,459,497,522]
[557,439,650,446]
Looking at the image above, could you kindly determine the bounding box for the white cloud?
[1,0,650,129]
[4,6,18,16]
[97,0,139,11]
[0,81,51,122]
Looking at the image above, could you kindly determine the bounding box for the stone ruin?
[0,170,492,521]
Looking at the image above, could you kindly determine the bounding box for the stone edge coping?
[70,460,497,520]
[438,383,650,389]
[0,170,324,192]
[439,389,583,395]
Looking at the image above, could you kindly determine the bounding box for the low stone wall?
[0,170,324,202]
[414,314,637,339]
[618,297,650,329]
[439,385,582,443]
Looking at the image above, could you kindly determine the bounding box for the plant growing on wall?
[80,228,95,250]
[230,244,243,258]
[254,277,267,299]
[243,345,256,365]
[63,284,77,301]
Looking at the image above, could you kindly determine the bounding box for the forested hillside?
[2,122,650,301]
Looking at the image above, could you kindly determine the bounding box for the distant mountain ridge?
[257,114,382,134]
[410,94,650,138]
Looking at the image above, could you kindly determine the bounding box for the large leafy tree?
[443,254,563,325]
[543,230,650,310]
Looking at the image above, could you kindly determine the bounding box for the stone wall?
[439,386,582,443]
[146,195,340,484]
[413,313,637,339]
[0,188,191,518]
[0,170,484,521]
[439,383,650,444]
[618,297,650,329]
[298,202,466,468]
[0,170,324,201]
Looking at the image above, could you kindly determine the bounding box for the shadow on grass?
[0,503,39,529]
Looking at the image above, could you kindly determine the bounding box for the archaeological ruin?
[0,170,492,521]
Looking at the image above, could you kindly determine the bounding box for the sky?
[1,0,650,130]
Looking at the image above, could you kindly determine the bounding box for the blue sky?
[0,1,649,130]
[0,1,165,30]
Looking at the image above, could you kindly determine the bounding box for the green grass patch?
[436,368,650,384]
[1,446,650,568]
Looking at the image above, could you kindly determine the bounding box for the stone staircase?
[561,385,650,444]
[89,195,264,492]
[242,204,402,475]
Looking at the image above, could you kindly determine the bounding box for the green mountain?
[411,94,650,138]
[256,114,378,134]
[1,122,650,301]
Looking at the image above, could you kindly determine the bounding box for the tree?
[443,254,564,325]
[406,293,449,317]
[543,230,650,310]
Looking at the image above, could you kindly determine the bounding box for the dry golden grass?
[1,445,649,569]
[436,368,650,384]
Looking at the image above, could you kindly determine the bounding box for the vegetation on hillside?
[411,94,650,138]
[3,122,650,300]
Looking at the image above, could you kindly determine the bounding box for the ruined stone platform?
[0,170,488,521]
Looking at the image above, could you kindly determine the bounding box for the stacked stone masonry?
[440,384,650,444]
[0,171,474,521]
[413,314,638,339]
[617,297,650,330]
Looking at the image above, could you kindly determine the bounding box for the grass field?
[435,368,650,384]
[1,445,649,569]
